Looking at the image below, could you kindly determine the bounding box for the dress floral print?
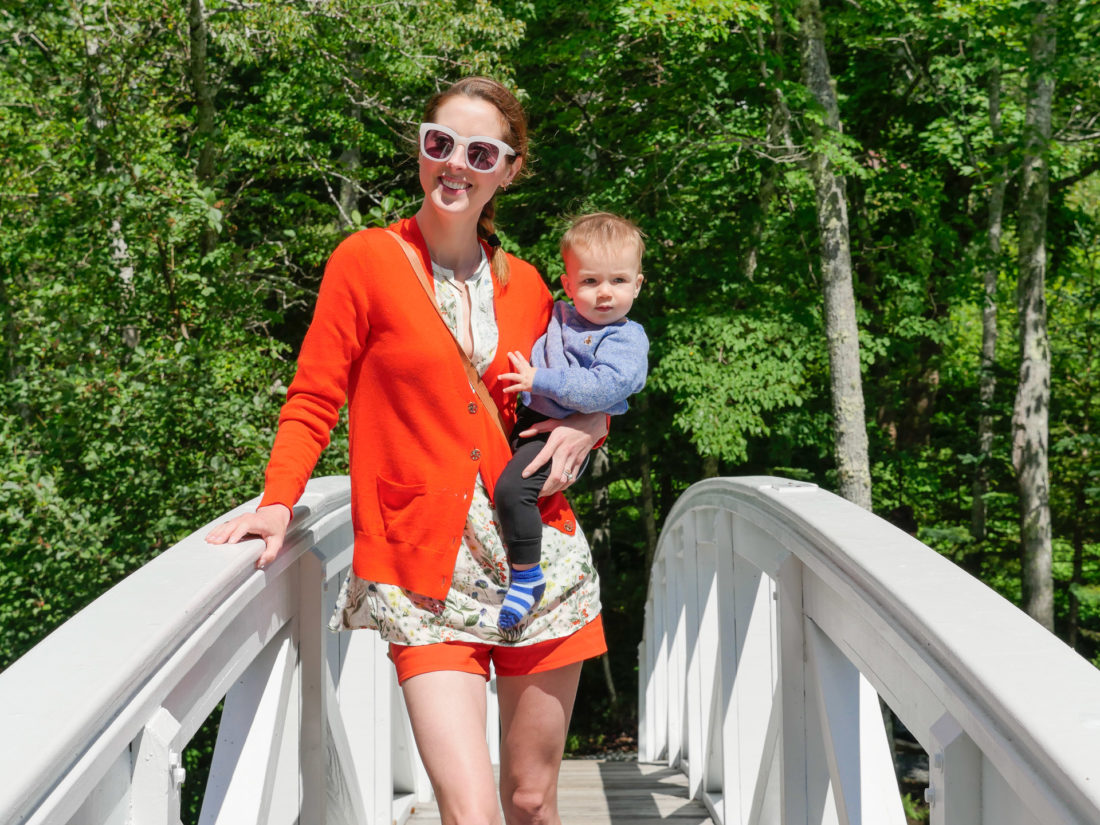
[331,251,602,645]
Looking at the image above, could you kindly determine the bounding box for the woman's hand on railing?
[205,503,292,569]
[518,411,608,496]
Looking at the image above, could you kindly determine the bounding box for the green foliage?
[2,0,1100,775]
[651,314,811,460]
[0,0,520,670]
[902,791,930,822]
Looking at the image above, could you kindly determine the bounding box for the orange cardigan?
[259,217,579,599]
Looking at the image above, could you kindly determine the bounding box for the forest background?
[2,0,1099,764]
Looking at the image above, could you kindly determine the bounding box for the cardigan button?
[470,448,481,460]
[467,402,478,414]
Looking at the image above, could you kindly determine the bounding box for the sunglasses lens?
[422,129,454,160]
[467,141,501,171]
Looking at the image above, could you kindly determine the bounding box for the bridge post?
[776,554,817,824]
[683,511,706,795]
[928,713,982,825]
[666,546,687,768]
[129,707,185,825]
[649,557,670,762]
[299,550,331,824]
[690,510,721,803]
[198,631,297,824]
[722,512,782,824]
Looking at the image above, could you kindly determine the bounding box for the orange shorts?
[389,615,607,685]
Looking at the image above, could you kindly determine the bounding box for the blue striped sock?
[499,565,546,631]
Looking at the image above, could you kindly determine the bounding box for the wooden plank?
[405,761,715,824]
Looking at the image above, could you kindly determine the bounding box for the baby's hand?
[500,350,537,394]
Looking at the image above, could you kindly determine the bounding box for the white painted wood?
[323,664,370,825]
[298,550,329,825]
[333,623,389,825]
[268,645,301,825]
[683,512,706,796]
[5,473,1100,825]
[391,680,429,802]
[805,620,862,825]
[726,514,780,825]
[981,752,1044,825]
[67,751,130,825]
[856,675,906,825]
[198,633,296,825]
[0,478,348,825]
[666,541,686,768]
[486,669,501,765]
[638,634,651,762]
[164,576,297,748]
[704,517,730,800]
[648,559,669,762]
[775,554,813,825]
[127,707,184,825]
[805,621,904,825]
[0,477,491,825]
[928,713,981,825]
[639,476,1100,825]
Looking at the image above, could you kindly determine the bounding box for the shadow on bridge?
[589,761,713,824]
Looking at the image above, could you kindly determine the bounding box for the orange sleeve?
[258,236,371,513]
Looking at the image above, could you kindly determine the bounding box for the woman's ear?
[503,155,524,188]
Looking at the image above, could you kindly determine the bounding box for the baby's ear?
[560,274,574,298]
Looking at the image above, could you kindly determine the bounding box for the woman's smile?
[440,174,471,192]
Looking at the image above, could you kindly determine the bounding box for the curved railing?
[639,477,1100,825]
[0,477,503,825]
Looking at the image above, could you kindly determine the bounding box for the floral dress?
[331,251,602,645]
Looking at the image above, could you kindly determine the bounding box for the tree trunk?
[189,0,218,257]
[590,445,611,558]
[971,65,1007,548]
[1012,0,1056,631]
[702,455,719,478]
[796,0,872,510]
[79,22,137,349]
[742,4,794,282]
[338,146,361,229]
[337,51,364,230]
[1068,482,1084,649]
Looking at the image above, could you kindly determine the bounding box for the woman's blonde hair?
[423,77,529,284]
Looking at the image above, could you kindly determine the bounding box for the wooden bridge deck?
[407,760,715,824]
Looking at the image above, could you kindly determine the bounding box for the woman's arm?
[206,234,372,568]
[518,411,609,495]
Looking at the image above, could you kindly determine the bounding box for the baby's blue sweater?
[522,301,649,418]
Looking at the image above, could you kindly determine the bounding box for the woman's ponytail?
[478,201,510,284]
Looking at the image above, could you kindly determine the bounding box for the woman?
[207,76,607,825]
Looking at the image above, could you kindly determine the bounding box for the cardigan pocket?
[376,475,467,550]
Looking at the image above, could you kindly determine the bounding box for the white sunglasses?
[419,122,516,173]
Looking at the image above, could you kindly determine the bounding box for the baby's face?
[561,244,643,326]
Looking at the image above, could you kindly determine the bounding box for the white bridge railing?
[0,476,500,825]
[639,477,1100,825]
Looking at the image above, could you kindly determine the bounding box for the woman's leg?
[496,662,582,825]
[402,670,502,825]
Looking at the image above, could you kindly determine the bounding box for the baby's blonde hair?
[560,212,645,272]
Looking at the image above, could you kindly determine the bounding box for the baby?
[496,212,649,632]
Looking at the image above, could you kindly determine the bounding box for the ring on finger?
[561,470,575,481]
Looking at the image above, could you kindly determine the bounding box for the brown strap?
[385,229,510,442]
